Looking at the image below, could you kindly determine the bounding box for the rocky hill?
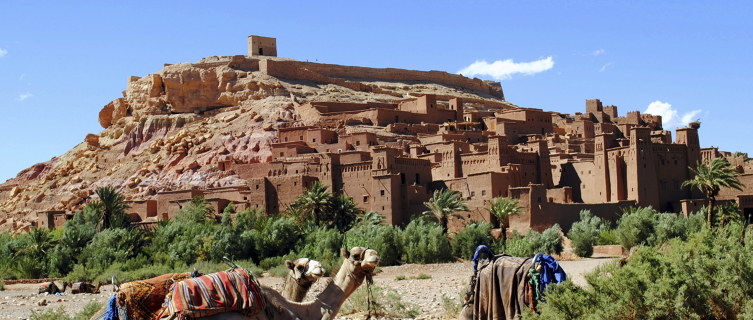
[0,55,510,233]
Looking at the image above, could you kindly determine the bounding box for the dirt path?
[0,259,614,319]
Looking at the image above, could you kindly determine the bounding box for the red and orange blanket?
[158,268,266,319]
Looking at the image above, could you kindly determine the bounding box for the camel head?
[285,258,324,284]
[340,247,380,276]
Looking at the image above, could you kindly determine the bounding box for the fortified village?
[3,36,752,234]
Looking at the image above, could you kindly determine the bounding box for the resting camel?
[38,281,68,294]
[281,258,324,302]
[171,247,380,320]
[71,281,105,294]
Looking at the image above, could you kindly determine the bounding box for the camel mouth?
[308,269,325,277]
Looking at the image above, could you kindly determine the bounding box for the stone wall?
[260,60,504,99]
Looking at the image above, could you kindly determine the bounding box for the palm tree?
[178,196,215,223]
[423,188,470,232]
[485,197,524,242]
[683,158,745,227]
[293,181,332,225]
[330,194,362,231]
[94,186,130,232]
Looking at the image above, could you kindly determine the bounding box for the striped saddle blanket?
[160,268,266,319]
[113,272,193,320]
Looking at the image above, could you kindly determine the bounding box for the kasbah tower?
[16,35,753,234]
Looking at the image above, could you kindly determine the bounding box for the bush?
[526,222,753,319]
[567,210,603,258]
[451,221,494,260]
[252,216,301,261]
[648,212,704,247]
[78,228,148,275]
[341,284,420,318]
[596,228,618,245]
[149,218,216,265]
[615,207,657,250]
[345,223,401,266]
[29,301,103,320]
[503,225,564,257]
[295,225,344,276]
[399,220,453,264]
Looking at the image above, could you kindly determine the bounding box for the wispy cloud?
[457,57,554,80]
[592,48,605,56]
[19,74,25,80]
[644,101,702,130]
[16,93,33,101]
[599,62,614,72]
[0,48,7,58]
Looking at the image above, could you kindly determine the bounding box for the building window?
[415,173,421,184]
[674,181,680,189]
[356,141,361,146]
[674,160,678,165]
[471,191,476,197]
[255,185,259,189]
[380,190,385,196]
[363,196,369,203]
[312,138,316,143]
[279,152,284,157]
[482,190,486,196]
[661,182,667,190]
[401,173,406,184]
[284,137,288,142]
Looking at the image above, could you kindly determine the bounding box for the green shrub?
[595,228,618,245]
[78,228,148,275]
[567,210,603,258]
[149,218,216,265]
[527,222,753,320]
[345,223,401,266]
[615,207,657,249]
[451,221,494,260]
[503,225,564,257]
[442,292,463,318]
[252,216,301,261]
[413,273,431,280]
[29,301,103,320]
[399,220,453,264]
[395,275,406,281]
[295,225,344,276]
[341,284,420,318]
[267,264,290,277]
[648,212,705,246]
[0,281,4,291]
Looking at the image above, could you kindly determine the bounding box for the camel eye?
[297,266,303,270]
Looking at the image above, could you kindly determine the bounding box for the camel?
[168,247,380,320]
[281,258,324,302]
[70,281,105,294]
[38,281,68,294]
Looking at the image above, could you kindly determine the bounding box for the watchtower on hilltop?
[248,35,277,57]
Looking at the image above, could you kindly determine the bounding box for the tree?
[485,197,524,243]
[330,194,362,231]
[93,185,131,232]
[567,210,603,257]
[683,158,745,227]
[178,196,215,223]
[422,189,469,232]
[291,181,332,225]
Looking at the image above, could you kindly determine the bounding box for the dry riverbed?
[0,258,614,319]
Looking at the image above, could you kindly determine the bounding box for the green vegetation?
[567,210,605,258]
[683,158,745,227]
[485,197,524,245]
[423,188,470,232]
[29,301,103,320]
[341,284,420,318]
[442,292,463,318]
[525,220,753,320]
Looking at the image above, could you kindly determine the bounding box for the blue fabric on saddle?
[533,253,567,294]
[100,294,119,320]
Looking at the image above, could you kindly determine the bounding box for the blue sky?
[1,1,751,182]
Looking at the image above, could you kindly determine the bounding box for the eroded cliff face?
[0,56,507,233]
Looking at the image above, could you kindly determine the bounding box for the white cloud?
[599,62,614,72]
[15,93,33,101]
[592,48,605,56]
[644,100,702,129]
[457,57,554,80]
[0,48,6,58]
[19,74,24,80]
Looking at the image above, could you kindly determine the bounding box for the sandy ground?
[0,257,614,320]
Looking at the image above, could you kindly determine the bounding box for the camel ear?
[341,248,350,259]
[285,260,295,270]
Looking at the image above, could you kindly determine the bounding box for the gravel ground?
[0,258,614,320]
